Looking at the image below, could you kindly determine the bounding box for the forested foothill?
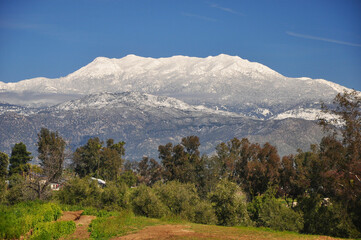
[0,90,360,239]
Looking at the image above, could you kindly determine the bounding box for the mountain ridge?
[0,91,325,161]
[0,54,352,120]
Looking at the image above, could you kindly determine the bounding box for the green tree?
[101,139,125,181]
[279,146,321,205]
[73,137,103,178]
[27,128,66,199]
[8,142,32,176]
[158,136,204,185]
[131,184,168,218]
[0,152,9,179]
[73,138,125,181]
[137,157,163,186]
[38,128,66,182]
[209,179,250,226]
[0,152,9,203]
[248,188,304,232]
[318,90,361,236]
[244,142,281,198]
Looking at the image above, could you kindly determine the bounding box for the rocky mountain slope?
[0,92,324,160]
[1,54,353,160]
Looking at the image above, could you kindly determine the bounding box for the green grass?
[188,224,333,239]
[88,212,347,240]
[89,210,163,239]
[29,220,76,240]
[0,201,62,239]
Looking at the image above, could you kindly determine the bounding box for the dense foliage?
[0,90,360,239]
[0,201,62,239]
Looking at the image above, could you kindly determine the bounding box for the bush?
[131,184,168,218]
[298,195,360,238]
[153,181,201,222]
[248,188,303,232]
[101,181,128,209]
[6,174,25,204]
[193,200,217,225]
[55,176,102,207]
[118,170,137,187]
[0,178,7,204]
[0,201,62,239]
[30,221,76,240]
[209,179,251,226]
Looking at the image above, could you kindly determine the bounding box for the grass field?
[88,211,347,240]
[0,202,351,239]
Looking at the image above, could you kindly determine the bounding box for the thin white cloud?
[208,2,244,16]
[287,31,361,47]
[182,12,218,22]
[0,21,44,30]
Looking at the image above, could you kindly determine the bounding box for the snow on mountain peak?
[0,54,356,117]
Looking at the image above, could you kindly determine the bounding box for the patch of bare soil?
[59,211,96,240]
[111,224,238,240]
[110,224,346,240]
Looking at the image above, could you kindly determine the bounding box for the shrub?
[0,178,7,204]
[248,188,303,232]
[0,201,62,239]
[153,181,200,221]
[131,184,168,218]
[118,170,137,187]
[193,200,217,225]
[101,181,128,209]
[209,179,251,226]
[298,195,360,238]
[30,220,76,240]
[55,176,102,207]
[6,174,25,204]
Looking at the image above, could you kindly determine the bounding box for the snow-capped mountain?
[0,54,356,160]
[0,54,351,119]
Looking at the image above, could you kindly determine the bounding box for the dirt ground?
[59,211,96,240]
[110,224,345,240]
[110,224,232,240]
[29,211,344,240]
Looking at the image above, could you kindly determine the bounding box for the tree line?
[0,90,360,238]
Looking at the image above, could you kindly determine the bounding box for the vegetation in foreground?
[0,90,360,239]
[0,201,75,239]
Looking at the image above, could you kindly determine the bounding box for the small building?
[91,177,106,188]
[50,182,61,191]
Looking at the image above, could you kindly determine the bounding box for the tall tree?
[244,142,281,198]
[28,128,66,199]
[0,152,9,179]
[73,137,103,178]
[38,128,66,182]
[215,138,259,183]
[159,136,203,184]
[318,90,361,201]
[137,157,163,186]
[73,137,125,181]
[100,139,125,181]
[8,142,32,176]
[318,90,361,234]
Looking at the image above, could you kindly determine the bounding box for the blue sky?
[0,0,360,90]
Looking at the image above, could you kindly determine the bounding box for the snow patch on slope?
[272,108,337,122]
[53,92,243,117]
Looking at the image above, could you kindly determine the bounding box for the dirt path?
[110,224,237,240]
[59,210,96,240]
[110,224,346,240]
